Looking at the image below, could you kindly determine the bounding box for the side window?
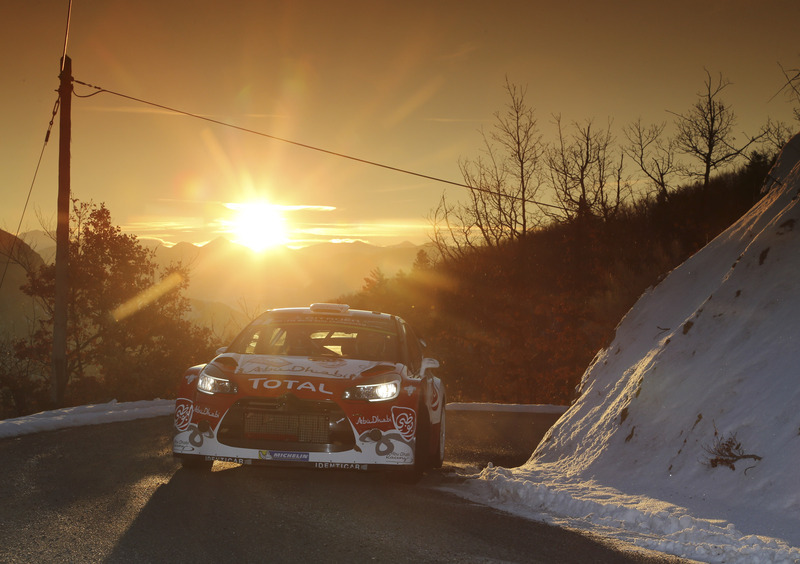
[402,322,423,375]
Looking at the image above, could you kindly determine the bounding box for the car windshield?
[228,314,399,363]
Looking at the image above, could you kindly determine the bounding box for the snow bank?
[447,134,800,563]
[0,401,565,440]
[0,399,174,439]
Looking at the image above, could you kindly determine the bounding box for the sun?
[225,201,289,252]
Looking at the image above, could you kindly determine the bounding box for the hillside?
[457,134,800,561]
[0,231,44,336]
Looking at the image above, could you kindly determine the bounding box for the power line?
[0,96,61,291]
[1,0,69,289]
[72,78,560,209]
[73,79,472,188]
[60,0,73,72]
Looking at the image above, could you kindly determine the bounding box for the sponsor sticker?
[175,398,193,431]
[248,378,333,395]
[384,450,413,463]
[259,450,310,462]
[194,405,221,419]
[430,382,441,410]
[356,414,391,425]
[391,406,416,440]
[173,437,196,454]
[244,362,359,379]
[208,456,250,464]
[254,357,294,370]
[357,429,413,458]
[187,423,214,447]
[315,462,367,470]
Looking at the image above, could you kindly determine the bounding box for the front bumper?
[173,394,418,469]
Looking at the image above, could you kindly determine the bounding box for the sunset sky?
[2,0,798,249]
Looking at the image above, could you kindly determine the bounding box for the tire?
[392,467,423,484]
[180,455,214,471]
[432,394,446,469]
[414,403,433,473]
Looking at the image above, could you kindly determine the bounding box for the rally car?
[173,303,445,474]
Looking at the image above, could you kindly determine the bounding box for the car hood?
[218,353,400,381]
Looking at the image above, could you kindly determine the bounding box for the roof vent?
[309,303,350,314]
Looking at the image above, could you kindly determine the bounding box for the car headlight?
[343,380,400,402]
[197,372,236,394]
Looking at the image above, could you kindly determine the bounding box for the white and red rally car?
[173,303,445,474]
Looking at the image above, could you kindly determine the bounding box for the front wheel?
[414,405,431,473]
[178,454,214,471]
[432,394,446,469]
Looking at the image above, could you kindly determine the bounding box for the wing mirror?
[420,357,440,375]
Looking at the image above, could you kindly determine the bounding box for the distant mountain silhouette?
[0,229,45,337]
[3,232,431,340]
[150,237,432,311]
[17,230,55,263]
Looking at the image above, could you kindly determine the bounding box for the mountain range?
[0,230,430,341]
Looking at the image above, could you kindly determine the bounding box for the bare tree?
[429,79,545,258]
[671,70,766,191]
[777,62,800,121]
[759,117,795,155]
[491,79,547,234]
[623,119,679,201]
[429,192,482,261]
[545,116,626,222]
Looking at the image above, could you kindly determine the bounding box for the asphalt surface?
[0,411,691,563]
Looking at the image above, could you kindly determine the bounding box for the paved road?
[0,412,689,563]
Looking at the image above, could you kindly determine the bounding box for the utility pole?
[52,55,72,406]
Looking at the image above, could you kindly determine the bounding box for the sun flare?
[225,201,289,252]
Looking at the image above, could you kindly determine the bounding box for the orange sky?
[2,0,798,249]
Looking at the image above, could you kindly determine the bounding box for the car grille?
[217,395,355,452]
[244,410,329,443]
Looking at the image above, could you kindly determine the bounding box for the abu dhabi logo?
[175,398,193,431]
[391,406,416,440]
